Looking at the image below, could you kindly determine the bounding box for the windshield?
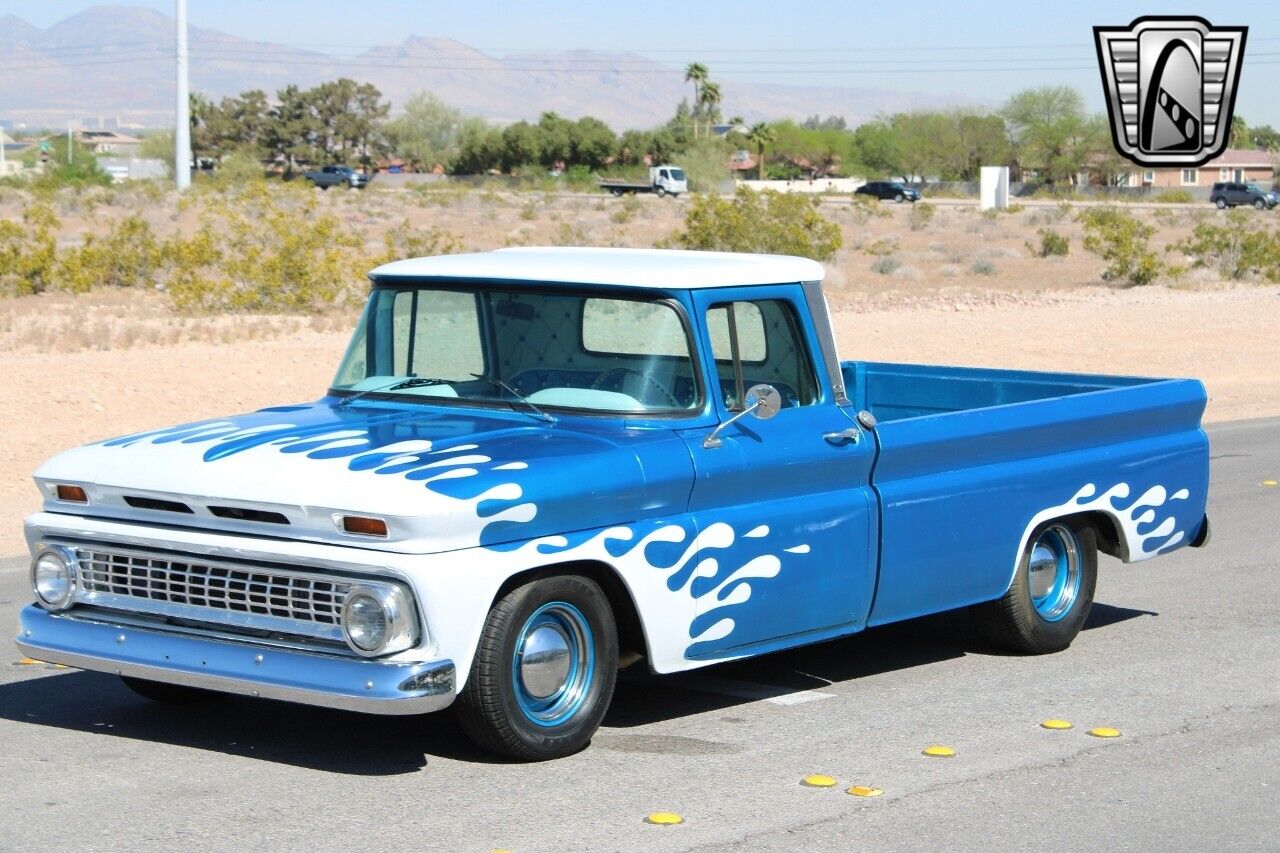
[331,285,701,415]
[669,169,686,181]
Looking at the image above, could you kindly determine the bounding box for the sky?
[6,0,1280,123]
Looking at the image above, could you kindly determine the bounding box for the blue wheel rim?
[1028,524,1082,622]
[511,601,594,727]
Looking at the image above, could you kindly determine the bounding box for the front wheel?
[1215,197,1228,209]
[455,575,618,760]
[655,186,667,197]
[1255,199,1267,210]
[894,193,905,203]
[971,522,1097,654]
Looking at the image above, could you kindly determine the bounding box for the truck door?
[676,285,878,660]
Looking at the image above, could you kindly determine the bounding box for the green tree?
[1251,124,1280,151]
[500,120,542,172]
[1230,114,1249,148]
[537,112,574,167]
[570,116,616,169]
[746,122,775,181]
[384,92,466,170]
[451,119,503,174]
[1001,86,1101,185]
[851,121,899,177]
[265,84,321,173]
[698,80,723,136]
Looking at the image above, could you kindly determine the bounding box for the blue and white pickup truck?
[17,248,1210,760]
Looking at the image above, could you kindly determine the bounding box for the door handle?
[823,427,860,445]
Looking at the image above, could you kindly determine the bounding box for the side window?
[706,299,819,410]
[391,289,484,380]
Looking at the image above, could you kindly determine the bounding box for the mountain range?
[0,5,963,129]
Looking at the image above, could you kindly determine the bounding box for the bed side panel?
[867,378,1208,627]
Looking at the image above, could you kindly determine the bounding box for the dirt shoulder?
[2,283,1275,556]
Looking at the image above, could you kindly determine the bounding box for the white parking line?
[674,675,836,706]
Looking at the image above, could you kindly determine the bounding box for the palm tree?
[747,122,775,181]
[698,81,723,138]
[684,62,708,137]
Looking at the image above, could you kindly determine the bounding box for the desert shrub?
[163,182,365,312]
[519,199,538,220]
[208,148,267,187]
[0,200,60,295]
[863,237,899,256]
[553,221,590,246]
[375,220,463,265]
[1153,189,1195,204]
[1026,227,1069,258]
[1078,206,1161,285]
[970,258,996,276]
[908,202,936,231]
[666,186,841,261]
[848,193,889,222]
[1171,209,1280,281]
[609,194,643,224]
[57,214,163,292]
[871,256,901,275]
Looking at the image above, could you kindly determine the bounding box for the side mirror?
[703,384,781,448]
[744,384,781,420]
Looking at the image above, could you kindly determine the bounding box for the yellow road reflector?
[17,658,43,665]
[1262,480,1278,487]
[847,785,884,798]
[1089,727,1122,738]
[1041,719,1073,730]
[801,774,838,788]
[645,812,684,826]
[922,745,956,757]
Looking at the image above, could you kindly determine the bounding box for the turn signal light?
[339,515,388,537]
[55,484,88,503]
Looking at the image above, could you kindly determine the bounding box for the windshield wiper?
[336,377,454,407]
[470,373,556,424]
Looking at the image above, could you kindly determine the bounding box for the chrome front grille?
[72,546,357,643]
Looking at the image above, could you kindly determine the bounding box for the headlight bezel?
[340,582,418,658]
[31,544,78,611]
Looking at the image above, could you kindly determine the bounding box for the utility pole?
[174,0,191,191]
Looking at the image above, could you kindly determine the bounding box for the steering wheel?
[591,367,680,408]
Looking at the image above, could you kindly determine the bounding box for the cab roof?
[368,247,826,289]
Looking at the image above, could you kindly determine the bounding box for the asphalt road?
[1,418,1277,852]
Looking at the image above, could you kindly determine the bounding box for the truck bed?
[840,361,1210,627]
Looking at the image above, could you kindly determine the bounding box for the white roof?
[368,247,825,288]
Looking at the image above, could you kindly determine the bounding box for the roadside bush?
[1078,207,1161,285]
[848,193,889,223]
[609,194,643,224]
[666,186,841,261]
[870,256,901,275]
[1026,227,1069,258]
[908,202,936,231]
[863,237,899,256]
[1171,209,1280,281]
[375,220,463,265]
[970,258,997,276]
[0,200,59,295]
[57,214,163,292]
[1153,189,1195,204]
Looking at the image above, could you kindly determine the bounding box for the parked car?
[17,248,1210,761]
[1209,181,1277,209]
[855,180,921,203]
[599,165,687,197]
[303,164,371,189]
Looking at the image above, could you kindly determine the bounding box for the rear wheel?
[972,522,1097,654]
[120,676,211,705]
[455,575,618,760]
[610,188,623,197]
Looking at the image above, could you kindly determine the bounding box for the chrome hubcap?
[518,624,572,699]
[1028,524,1082,622]
[512,602,594,726]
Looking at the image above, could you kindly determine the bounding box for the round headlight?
[342,589,389,654]
[32,547,76,610]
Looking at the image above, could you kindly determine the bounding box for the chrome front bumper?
[15,605,455,715]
